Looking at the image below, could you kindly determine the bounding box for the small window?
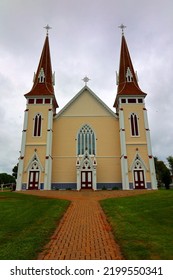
[28,99,34,104]
[128,99,136,103]
[138,99,143,103]
[121,99,126,103]
[45,99,51,104]
[130,113,139,136]
[33,114,42,137]
[36,99,43,104]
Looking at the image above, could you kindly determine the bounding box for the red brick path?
[21,190,152,260]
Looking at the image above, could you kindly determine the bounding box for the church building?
[16,27,157,191]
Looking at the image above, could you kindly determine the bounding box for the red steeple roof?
[114,34,146,107]
[25,34,58,107]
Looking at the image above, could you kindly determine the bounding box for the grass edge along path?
[100,190,173,260]
[0,192,70,260]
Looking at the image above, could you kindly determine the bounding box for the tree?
[0,173,16,185]
[12,164,18,179]
[154,157,171,189]
[167,156,173,175]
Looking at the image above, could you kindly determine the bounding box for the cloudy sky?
[0,0,173,174]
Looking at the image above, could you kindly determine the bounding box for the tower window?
[128,98,136,103]
[45,98,51,104]
[121,99,126,103]
[77,124,96,155]
[126,67,133,82]
[38,68,45,83]
[130,113,139,136]
[28,99,35,104]
[36,99,43,104]
[33,114,42,137]
[138,99,143,103]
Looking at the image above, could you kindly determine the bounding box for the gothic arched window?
[38,68,45,83]
[130,113,139,136]
[126,67,133,82]
[77,124,96,155]
[33,114,42,137]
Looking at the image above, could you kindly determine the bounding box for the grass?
[100,190,173,260]
[0,191,70,260]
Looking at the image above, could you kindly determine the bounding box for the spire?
[25,32,57,104]
[114,30,146,107]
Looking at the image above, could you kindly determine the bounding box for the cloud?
[0,0,173,173]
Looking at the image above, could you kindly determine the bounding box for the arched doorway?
[133,159,146,189]
[28,161,40,190]
[26,153,43,190]
[76,150,97,190]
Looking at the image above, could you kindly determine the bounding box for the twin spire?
[25,25,58,109]
[114,26,147,107]
[25,25,146,110]
[25,35,54,96]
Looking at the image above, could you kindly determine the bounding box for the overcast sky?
[0,0,173,174]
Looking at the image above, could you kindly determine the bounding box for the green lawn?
[0,192,70,260]
[100,190,173,260]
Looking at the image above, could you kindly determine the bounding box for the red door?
[81,171,92,189]
[134,170,145,189]
[28,171,40,189]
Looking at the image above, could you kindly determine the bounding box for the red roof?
[25,35,57,99]
[114,34,146,107]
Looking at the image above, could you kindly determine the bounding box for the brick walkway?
[22,189,151,260]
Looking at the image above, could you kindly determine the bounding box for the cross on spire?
[118,24,126,35]
[82,76,90,86]
[44,24,52,35]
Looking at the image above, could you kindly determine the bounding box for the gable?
[55,86,116,118]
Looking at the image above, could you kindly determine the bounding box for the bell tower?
[16,26,58,190]
[114,26,157,190]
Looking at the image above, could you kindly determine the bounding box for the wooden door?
[28,171,40,189]
[134,170,145,189]
[81,171,92,189]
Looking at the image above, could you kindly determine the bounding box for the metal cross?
[118,24,127,35]
[44,24,52,35]
[82,76,90,86]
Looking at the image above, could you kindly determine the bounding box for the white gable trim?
[55,86,117,118]
[25,152,44,172]
[129,152,148,172]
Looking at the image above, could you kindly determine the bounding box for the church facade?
[16,30,157,191]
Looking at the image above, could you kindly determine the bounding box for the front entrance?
[134,170,145,189]
[28,171,40,189]
[81,171,92,189]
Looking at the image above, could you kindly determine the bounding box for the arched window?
[126,67,133,82]
[38,68,45,83]
[33,114,42,137]
[77,124,96,155]
[130,113,139,136]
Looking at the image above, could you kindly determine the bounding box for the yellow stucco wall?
[26,104,49,143]
[61,90,112,117]
[51,90,121,184]
[52,115,121,183]
[122,103,147,142]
